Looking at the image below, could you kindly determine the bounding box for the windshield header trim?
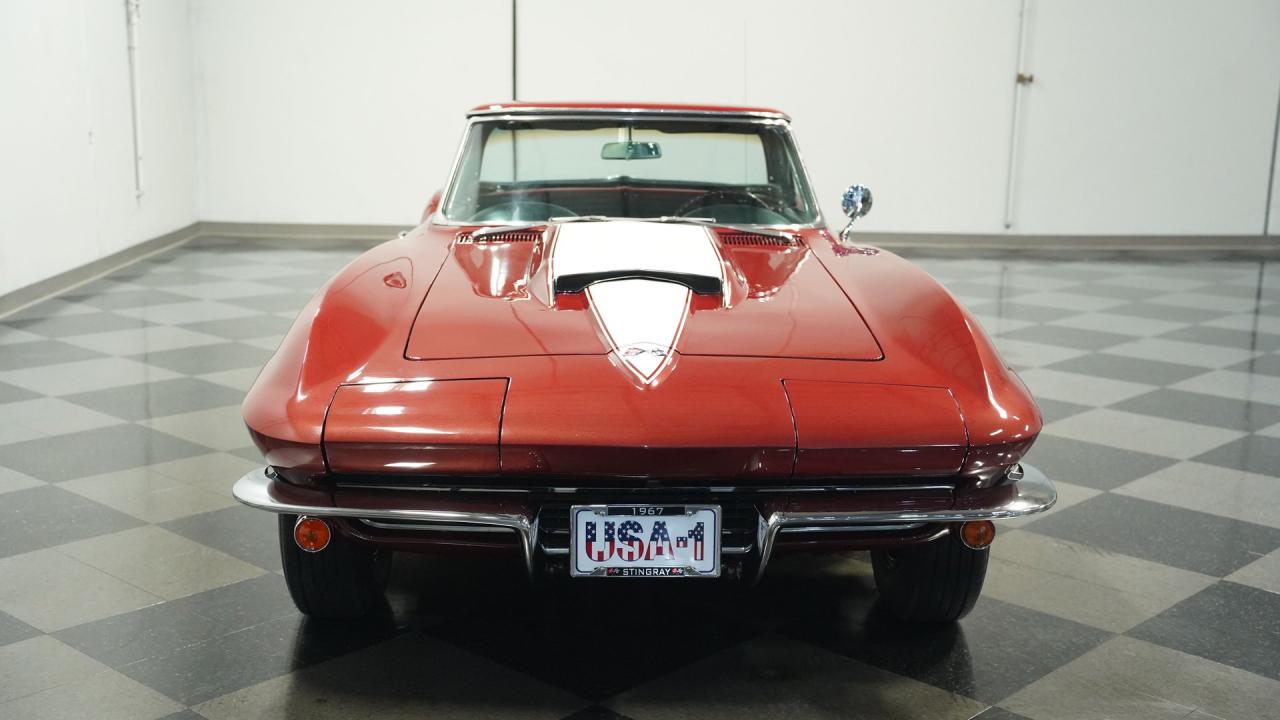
[467,106,790,121]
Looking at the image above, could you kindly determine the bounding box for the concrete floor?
[0,233,1278,719]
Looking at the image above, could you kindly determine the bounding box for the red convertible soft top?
[467,101,790,121]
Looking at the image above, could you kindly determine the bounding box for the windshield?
[441,117,820,225]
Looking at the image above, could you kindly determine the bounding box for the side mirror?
[839,185,872,241]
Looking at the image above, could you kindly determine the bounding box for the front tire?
[278,515,390,620]
[871,531,988,623]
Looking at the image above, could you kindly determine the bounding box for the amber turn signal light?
[294,516,331,553]
[959,520,996,550]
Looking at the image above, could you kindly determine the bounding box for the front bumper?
[232,464,1056,582]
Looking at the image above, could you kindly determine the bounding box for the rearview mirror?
[601,141,662,160]
[839,184,873,241]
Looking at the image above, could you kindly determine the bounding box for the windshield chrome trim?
[434,113,825,230]
[467,106,790,121]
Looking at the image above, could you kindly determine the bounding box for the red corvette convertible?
[233,102,1055,622]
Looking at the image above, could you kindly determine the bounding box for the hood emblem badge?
[620,344,669,358]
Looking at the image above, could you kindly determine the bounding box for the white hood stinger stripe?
[549,221,726,387]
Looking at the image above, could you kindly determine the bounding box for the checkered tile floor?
[2,234,1279,719]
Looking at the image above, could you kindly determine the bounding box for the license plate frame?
[569,504,721,578]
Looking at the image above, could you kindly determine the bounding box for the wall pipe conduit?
[125,0,144,200]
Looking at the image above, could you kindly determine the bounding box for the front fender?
[242,227,450,481]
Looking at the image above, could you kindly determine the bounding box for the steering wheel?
[673,189,773,219]
[468,201,578,223]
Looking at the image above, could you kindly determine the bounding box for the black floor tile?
[1033,398,1094,424]
[0,609,40,648]
[782,595,1111,705]
[227,445,266,463]
[1027,494,1280,577]
[967,302,1079,324]
[114,270,216,288]
[130,342,275,375]
[1158,325,1280,352]
[163,505,281,571]
[156,711,208,720]
[62,378,246,422]
[1111,389,1280,432]
[0,380,40,405]
[1129,581,1280,682]
[5,311,154,338]
[1227,353,1280,377]
[1045,353,1206,387]
[60,288,192,311]
[0,485,143,558]
[1,424,212,482]
[176,314,294,341]
[1108,302,1231,324]
[115,615,310,704]
[998,324,1131,352]
[1194,435,1280,477]
[111,612,397,705]
[972,707,1034,720]
[1020,436,1175,491]
[1194,282,1274,300]
[1066,283,1163,301]
[0,339,106,371]
[55,574,298,668]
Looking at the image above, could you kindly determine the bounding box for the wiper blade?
[646,216,779,235]
[649,216,717,225]
[548,215,719,225]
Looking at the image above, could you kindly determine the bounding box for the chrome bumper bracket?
[232,468,539,577]
[752,463,1056,584]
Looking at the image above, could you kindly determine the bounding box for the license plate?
[569,505,720,577]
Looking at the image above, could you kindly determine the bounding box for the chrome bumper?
[753,463,1056,582]
[232,463,1056,583]
[232,468,539,575]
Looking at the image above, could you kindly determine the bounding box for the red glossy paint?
[785,380,967,477]
[323,379,507,474]
[421,189,442,223]
[242,104,1043,564]
[244,221,1040,484]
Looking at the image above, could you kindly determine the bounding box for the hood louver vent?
[456,228,544,244]
[718,230,800,247]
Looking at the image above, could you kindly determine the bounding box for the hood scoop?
[455,227,545,244]
[551,221,725,295]
[718,229,800,247]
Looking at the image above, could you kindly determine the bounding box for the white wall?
[1010,0,1280,235]
[192,0,512,224]
[743,0,1022,234]
[516,0,747,106]
[0,0,196,297]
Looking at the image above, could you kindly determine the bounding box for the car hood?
[406,220,883,384]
